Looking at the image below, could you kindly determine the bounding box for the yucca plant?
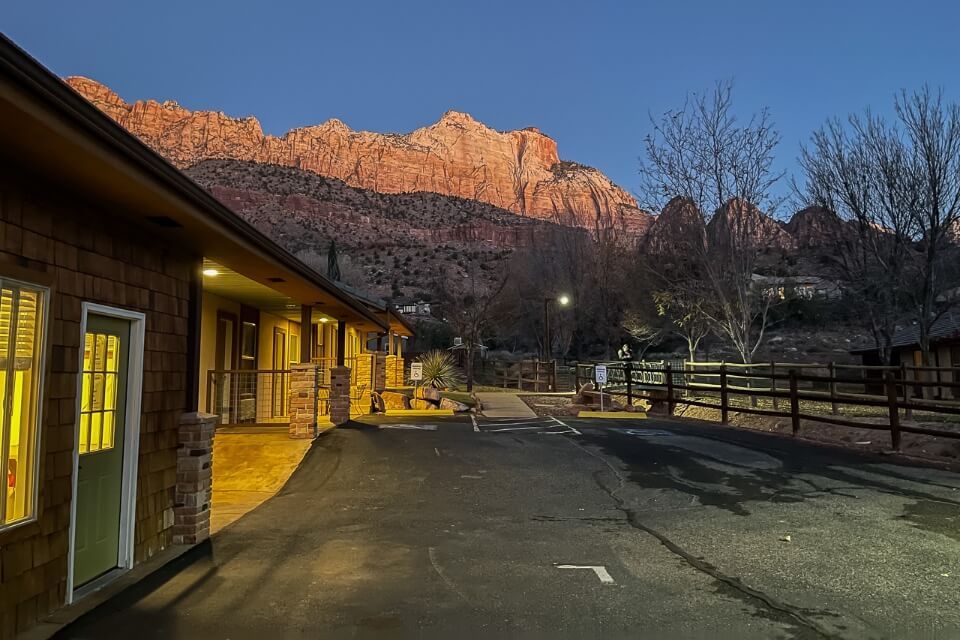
[413,350,464,389]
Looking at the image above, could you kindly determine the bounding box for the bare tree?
[799,87,960,364]
[437,266,509,391]
[898,88,960,362]
[639,81,783,363]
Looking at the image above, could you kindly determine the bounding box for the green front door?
[73,314,130,587]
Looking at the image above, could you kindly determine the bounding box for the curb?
[384,409,456,416]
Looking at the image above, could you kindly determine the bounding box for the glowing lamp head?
[558,295,570,306]
[319,317,329,323]
[202,268,219,277]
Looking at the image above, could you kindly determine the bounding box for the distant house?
[852,314,960,398]
[752,274,841,300]
[396,300,432,316]
[852,314,960,369]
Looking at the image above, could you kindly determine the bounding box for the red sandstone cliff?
[66,76,650,233]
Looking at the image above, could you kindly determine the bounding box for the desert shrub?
[413,350,464,389]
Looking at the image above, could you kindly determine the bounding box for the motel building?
[0,35,411,637]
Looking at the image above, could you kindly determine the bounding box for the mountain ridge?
[66,76,651,233]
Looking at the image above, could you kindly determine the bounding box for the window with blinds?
[79,332,120,454]
[0,280,47,529]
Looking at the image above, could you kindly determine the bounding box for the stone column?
[385,354,405,388]
[288,364,319,439]
[374,352,387,393]
[329,366,351,425]
[174,412,217,545]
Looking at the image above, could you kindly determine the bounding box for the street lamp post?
[543,294,571,362]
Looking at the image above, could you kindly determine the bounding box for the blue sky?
[4,0,959,212]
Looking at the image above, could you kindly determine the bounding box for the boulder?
[440,397,470,413]
[381,391,410,411]
[410,398,438,410]
[414,386,442,402]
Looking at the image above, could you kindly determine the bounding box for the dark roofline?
[0,33,385,331]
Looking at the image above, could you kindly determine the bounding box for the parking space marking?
[470,414,479,432]
[379,424,439,431]
[623,429,674,438]
[556,564,616,584]
[473,415,581,436]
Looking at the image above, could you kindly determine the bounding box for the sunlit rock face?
[66,77,651,233]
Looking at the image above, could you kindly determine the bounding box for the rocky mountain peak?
[65,76,646,232]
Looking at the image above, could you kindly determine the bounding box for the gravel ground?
[519,394,576,417]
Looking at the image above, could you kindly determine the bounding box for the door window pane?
[1,282,47,528]
[79,330,121,456]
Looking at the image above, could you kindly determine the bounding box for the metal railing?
[206,369,290,426]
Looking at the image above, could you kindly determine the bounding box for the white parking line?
[556,564,616,584]
[551,416,581,436]
[380,424,438,431]
[470,414,479,432]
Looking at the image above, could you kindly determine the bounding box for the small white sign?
[410,362,423,381]
[595,364,608,385]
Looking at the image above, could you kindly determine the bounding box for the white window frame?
[66,303,145,603]
[0,277,51,533]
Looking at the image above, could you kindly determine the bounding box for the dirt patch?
[520,394,648,417]
[520,395,575,417]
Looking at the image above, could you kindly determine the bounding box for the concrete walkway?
[211,428,312,533]
[475,392,537,418]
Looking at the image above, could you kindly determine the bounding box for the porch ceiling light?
[202,268,219,277]
[319,317,329,323]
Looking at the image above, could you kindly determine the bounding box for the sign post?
[410,361,423,398]
[595,364,608,412]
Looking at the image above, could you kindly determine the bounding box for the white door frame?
[65,303,146,603]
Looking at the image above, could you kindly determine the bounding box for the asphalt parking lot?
[60,414,960,639]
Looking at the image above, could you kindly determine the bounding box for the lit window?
[1,280,47,529]
[79,332,120,454]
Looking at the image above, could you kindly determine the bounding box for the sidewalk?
[475,392,537,418]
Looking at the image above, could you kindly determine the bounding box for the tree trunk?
[465,345,475,392]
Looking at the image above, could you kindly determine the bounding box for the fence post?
[770,362,778,410]
[625,361,633,407]
[886,371,901,451]
[901,363,913,420]
[574,363,580,390]
[666,362,675,415]
[789,369,800,436]
[720,364,729,425]
[828,361,838,415]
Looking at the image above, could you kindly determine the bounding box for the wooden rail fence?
[574,360,960,451]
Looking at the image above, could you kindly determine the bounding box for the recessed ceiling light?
[203,269,219,277]
[319,318,329,323]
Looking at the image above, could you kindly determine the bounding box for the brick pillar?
[174,412,216,545]
[374,352,387,393]
[329,366,351,425]
[288,364,319,439]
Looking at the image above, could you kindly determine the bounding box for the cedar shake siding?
[0,170,193,638]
